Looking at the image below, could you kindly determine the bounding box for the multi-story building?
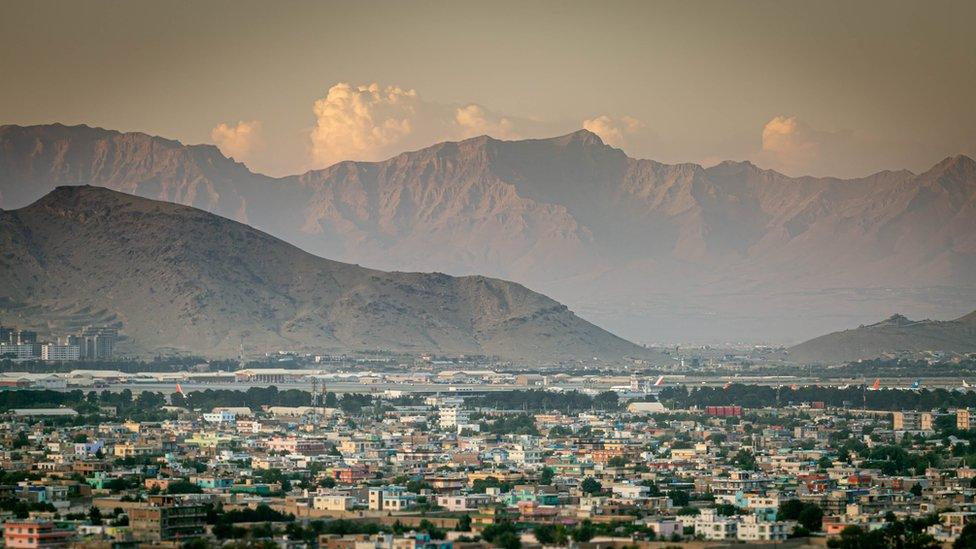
[267,436,326,456]
[79,326,117,359]
[737,515,793,541]
[439,407,468,431]
[958,409,972,431]
[892,411,932,431]
[2,520,73,548]
[41,344,81,362]
[129,495,206,541]
[313,494,357,511]
[0,343,40,360]
[694,508,739,540]
[368,487,417,511]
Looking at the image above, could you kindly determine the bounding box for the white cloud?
[754,115,915,177]
[758,116,821,173]
[582,115,644,148]
[455,104,518,140]
[210,120,263,163]
[307,83,557,169]
[309,83,423,167]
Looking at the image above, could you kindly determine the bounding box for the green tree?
[798,505,823,532]
[572,521,596,542]
[457,514,471,532]
[539,467,554,485]
[733,449,757,470]
[533,524,557,544]
[580,477,602,495]
[954,523,976,549]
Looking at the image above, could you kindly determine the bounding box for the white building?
[509,445,543,466]
[41,344,81,361]
[694,508,739,540]
[313,494,356,511]
[435,493,493,512]
[612,483,651,500]
[737,515,793,541]
[0,343,40,360]
[438,407,468,431]
[203,410,237,423]
[368,487,417,511]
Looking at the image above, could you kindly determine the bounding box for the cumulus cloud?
[309,83,424,167]
[582,115,644,148]
[210,120,263,163]
[455,104,518,140]
[758,116,823,173]
[307,83,557,169]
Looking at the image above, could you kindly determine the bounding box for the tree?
[457,514,471,532]
[572,521,596,542]
[733,449,757,470]
[482,520,519,547]
[954,523,976,549]
[668,490,690,507]
[88,506,103,525]
[798,505,823,532]
[494,532,521,549]
[166,480,203,494]
[533,524,557,544]
[779,499,822,531]
[539,467,554,485]
[580,477,602,495]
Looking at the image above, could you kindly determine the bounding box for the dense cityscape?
[3,1,976,548]
[2,352,976,548]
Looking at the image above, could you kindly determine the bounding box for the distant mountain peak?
[552,128,607,147]
[790,308,976,364]
[881,313,912,325]
[924,154,976,178]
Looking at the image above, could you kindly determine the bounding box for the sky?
[1,0,974,178]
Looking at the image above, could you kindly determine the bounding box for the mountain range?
[0,186,649,361]
[2,123,975,344]
[789,310,976,364]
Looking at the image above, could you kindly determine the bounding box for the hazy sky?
[1,0,974,177]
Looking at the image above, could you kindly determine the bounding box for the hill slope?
[788,311,976,364]
[0,186,648,362]
[3,124,975,343]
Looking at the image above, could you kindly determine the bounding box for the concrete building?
[958,409,971,430]
[368,487,417,511]
[313,494,357,511]
[0,343,40,360]
[129,495,206,541]
[3,520,72,549]
[438,407,468,431]
[41,344,81,362]
[694,508,738,540]
[80,326,117,359]
[737,515,793,541]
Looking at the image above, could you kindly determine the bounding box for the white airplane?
[612,375,666,397]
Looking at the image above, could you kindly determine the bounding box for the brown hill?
[788,311,976,364]
[2,124,975,343]
[0,186,649,362]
